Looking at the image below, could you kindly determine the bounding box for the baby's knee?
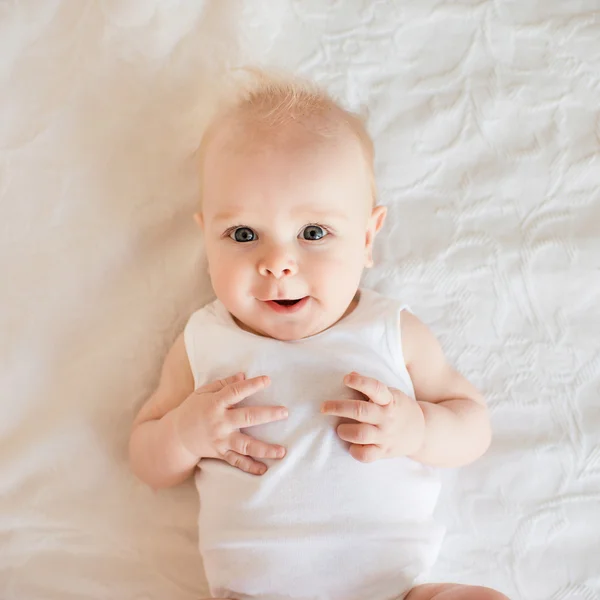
[407,583,509,600]
[462,586,509,600]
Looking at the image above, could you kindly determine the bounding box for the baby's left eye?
[300,225,328,241]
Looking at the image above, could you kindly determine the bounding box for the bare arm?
[402,311,492,468]
[129,333,199,490]
[129,332,288,490]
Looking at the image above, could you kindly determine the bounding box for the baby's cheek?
[210,251,243,283]
[311,250,350,275]
[210,264,242,305]
[317,251,364,289]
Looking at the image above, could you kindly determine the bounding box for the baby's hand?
[173,373,288,475]
[320,372,425,463]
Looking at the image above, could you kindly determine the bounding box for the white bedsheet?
[1,1,599,599]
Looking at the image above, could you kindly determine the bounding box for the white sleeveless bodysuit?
[184,289,444,600]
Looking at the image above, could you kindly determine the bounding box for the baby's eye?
[300,225,328,241]
[230,227,257,243]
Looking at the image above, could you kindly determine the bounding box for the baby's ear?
[370,204,387,235]
[193,212,204,230]
[364,205,387,268]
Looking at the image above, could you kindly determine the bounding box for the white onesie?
[184,288,444,600]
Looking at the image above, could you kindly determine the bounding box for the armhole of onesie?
[183,310,200,389]
[384,302,416,399]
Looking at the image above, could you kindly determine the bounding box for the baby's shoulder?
[184,298,230,343]
[185,298,221,327]
[358,288,414,334]
[358,289,433,366]
[359,288,410,315]
[183,299,247,368]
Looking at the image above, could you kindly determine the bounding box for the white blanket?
[1,1,599,599]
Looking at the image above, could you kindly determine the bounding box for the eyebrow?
[212,208,350,222]
[301,209,350,221]
[213,211,242,222]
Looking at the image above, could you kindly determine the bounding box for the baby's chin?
[267,326,321,342]
[233,309,333,341]
[241,319,327,341]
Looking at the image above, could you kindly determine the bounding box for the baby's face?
[199,128,386,341]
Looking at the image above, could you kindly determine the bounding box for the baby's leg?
[203,585,509,600]
[405,583,509,600]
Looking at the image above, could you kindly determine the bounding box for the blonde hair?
[198,69,377,203]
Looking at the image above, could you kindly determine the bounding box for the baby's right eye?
[230,227,257,243]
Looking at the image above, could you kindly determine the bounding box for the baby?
[129,72,508,600]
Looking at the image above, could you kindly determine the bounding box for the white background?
[1,1,599,599]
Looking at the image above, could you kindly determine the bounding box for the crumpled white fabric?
[1,1,599,599]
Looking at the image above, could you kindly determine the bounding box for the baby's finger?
[222,450,268,476]
[228,404,288,428]
[337,423,380,445]
[222,372,246,384]
[320,399,382,424]
[229,432,286,459]
[343,372,393,407]
[198,372,245,395]
[218,375,271,407]
[349,443,381,463]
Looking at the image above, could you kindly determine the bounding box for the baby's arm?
[401,312,492,468]
[129,333,288,490]
[129,333,200,489]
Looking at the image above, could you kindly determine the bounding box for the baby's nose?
[258,248,298,279]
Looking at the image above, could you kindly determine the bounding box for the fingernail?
[277,447,286,458]
[258,465,267,475]
[280,408,288,417]
[320,404,328,413]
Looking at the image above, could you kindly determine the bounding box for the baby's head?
[196,71,387,341]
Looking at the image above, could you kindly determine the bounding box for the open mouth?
[273,299,302,306]
[264,296,309,313]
